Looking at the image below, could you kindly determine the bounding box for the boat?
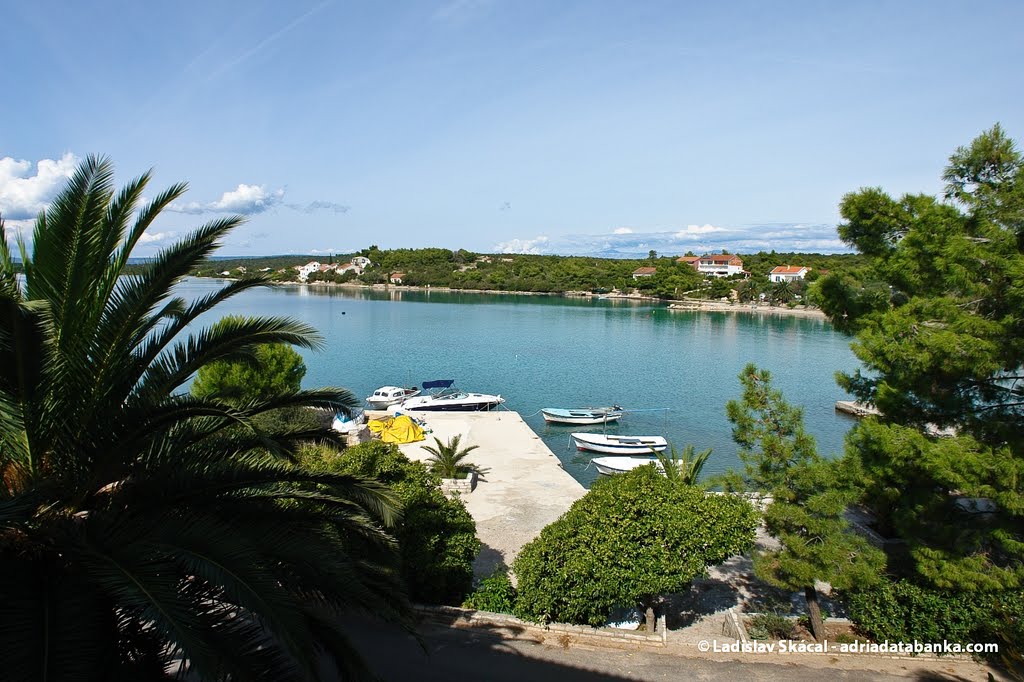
[592,456,661,475]
[571,433,668,455]
[365,385,420,409]
[331,408,366,434]
[541,406,623,425]
[400,379,505,412]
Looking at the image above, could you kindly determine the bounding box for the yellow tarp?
[367,415,425,444]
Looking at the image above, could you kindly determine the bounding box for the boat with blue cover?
[400,379,505,412]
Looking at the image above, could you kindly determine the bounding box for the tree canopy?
[817,125,1024,591]
[302,440,480,605]
[191,315,308,403]
[513,466,757,626]
[724,364,885,639]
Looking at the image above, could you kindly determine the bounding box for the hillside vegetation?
[181,247,866,302]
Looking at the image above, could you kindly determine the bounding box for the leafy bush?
[844,580,1024,651]
[303,440,480,605]
[748,613,797,640]
[512,466,758,626]
[462,570,517,614]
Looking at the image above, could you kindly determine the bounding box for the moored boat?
[592,456,660,475]
[541,406,623,425]
[365,385,420,409]
[571,432,668,455]
[400,379,505,412]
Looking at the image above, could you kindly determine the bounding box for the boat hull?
[571,433,667,455]
[365,386,420,409]
[403,401,502,412]
[592,456,660,475]
[542,408,623,425]
[402,392,504,412]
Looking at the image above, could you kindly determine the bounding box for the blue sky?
[2,0,1022,257]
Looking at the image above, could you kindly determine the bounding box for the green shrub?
[302,440,480,605]
[463,570,517,614]
[844,580,1024,652]
[512,466,758,626]
[748,612,796,640]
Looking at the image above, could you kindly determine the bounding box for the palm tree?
[421,434,482,479]
[655,444,712,486]
[771,279,794,305]
[0,156,408,681]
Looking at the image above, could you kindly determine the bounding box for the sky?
[2,0,1022,258]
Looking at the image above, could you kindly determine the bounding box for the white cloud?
[287,200,350,214]
[0,153,79,220]
[213,184,285,213]
[138,231,176,245]
[494,223,850,257]
[494,236,549,254]
[169,183,285,215]
[673,224,726,239]
[613,227,634,234]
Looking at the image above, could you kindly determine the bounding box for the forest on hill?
[181,247,868,303]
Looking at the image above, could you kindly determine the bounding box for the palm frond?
[1,157,404,677]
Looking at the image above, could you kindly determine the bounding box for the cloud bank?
[169,183,286,215]
[170,185,351,218]
[493,236,551,254]
[0,153,79,220]
[495,223,849,256]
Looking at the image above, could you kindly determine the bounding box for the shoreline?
[197,276,829,320]
[665,298,828,319]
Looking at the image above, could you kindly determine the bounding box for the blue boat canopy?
[422,379,455,390]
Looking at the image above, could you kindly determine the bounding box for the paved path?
[342,618,991,682]
[396,410,586,575]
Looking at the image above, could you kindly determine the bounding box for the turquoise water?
[181,278,862,486]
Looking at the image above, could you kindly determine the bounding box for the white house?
[694,254,744,278]
[296,261,321,282]
[389,272,406,284]
[335,262,359,275]
[632,266,657,280]
[351,256,372,270]
[769,265,811,283]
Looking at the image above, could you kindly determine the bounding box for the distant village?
[190,247,857,307]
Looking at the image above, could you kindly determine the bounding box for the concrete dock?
[834,400,881,417]
[393,411,586,576]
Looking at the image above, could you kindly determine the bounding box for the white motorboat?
[571,433,668,455]
[365,385,420,409]
[541,406,623,425]
[592,456,661,475]
[400,379,505,412]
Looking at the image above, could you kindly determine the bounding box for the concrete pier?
[834,400,881,417]
[393,411,586,576]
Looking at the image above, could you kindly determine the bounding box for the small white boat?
[542,406,623,425]
[592,456,661,475]
[571,433,668,455]
[366,385,420,409]
[401,379,505,412]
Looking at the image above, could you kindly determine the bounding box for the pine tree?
[814,125,1024,590]
[725,364,885,640]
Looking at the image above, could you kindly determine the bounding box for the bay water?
[181,278,862,486]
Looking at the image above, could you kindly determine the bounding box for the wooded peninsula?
[182,248,869,305]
